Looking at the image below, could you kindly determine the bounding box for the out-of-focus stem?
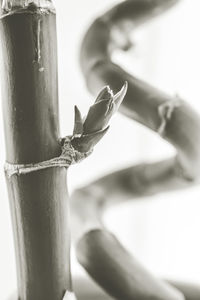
[168,281,200,300]
[77,229,184,300]
[80,0,200,180]
[75,0,200,299]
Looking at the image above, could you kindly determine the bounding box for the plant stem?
[80,0,200,180]
[0,1,72,299]
[76,0,200,299]
[77,229,184,300]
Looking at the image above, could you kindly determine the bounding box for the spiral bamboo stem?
[72,0,200,299]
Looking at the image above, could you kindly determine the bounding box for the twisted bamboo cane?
[72,0,200,299]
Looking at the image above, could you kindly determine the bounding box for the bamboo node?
[0,0,55,18]
[4,135,93,178]
[4,83,127,178]
[158,97,181,135]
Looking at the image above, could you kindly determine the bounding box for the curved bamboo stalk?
[77,229,185,300]
[73,0,200,299]
[73,277,200,300]
[80,0,200,180]
[167,281,200,300]
[71,157,197,221]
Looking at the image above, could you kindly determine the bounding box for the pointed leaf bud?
[73,106,83,135]
[113,81,128,112]
[71,127,109,153]
[95,85,113,103]
[83,99,113,134]
[83,82,127,134]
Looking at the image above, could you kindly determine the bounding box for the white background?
[0,0,200,298]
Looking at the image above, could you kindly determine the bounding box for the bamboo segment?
[71,158,196,219]
[0,2,71,299]
[168,281,200,300]
[80,0,200,180]
[77,229,184,300]
[73,277,200,300]
[0,2,127,297]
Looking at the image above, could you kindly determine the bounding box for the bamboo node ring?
[3,82,127,178]
[4,135,93,178]
[158,97,182,135]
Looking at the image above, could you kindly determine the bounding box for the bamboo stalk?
[0,3,127,297]
[70,157,197,246]
[77,229,184,300]
[71,163,199,300]
[80,0,200,180]
[72,186,186,299]
[73,277,200,300]
[168,281,200,300]
[0,1,72,299]
[71,158,196,222]
[74,0,200,299]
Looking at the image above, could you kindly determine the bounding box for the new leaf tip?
[95,85,113,103]
[113,81,128,109]
[118,81,128,98]
[84,126,110,150]
[73,105,83,135]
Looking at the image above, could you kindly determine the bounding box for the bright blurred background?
[0,0,200,298]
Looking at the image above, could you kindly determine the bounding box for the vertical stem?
[0,1,72,299]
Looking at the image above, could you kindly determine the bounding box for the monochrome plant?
[0,0,200,299]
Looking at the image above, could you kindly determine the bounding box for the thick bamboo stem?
[0,4,127,296]
[0,1,72,299]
